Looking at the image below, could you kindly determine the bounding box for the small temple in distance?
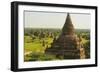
[45,13,85,59]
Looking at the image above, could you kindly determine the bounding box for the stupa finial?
[62,13,75,35]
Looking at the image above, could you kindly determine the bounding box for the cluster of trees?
[82,33,90,58]
[24,28,61,42]
[76,31,90,59]
[25,52,58,61]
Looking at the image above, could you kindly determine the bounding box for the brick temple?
[45,13,85,59]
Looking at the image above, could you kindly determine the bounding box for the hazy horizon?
[24,27,90,30]
[24,11,91,29]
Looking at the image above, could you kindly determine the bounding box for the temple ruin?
[45,13,85,59]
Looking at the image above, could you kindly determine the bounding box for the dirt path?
[80,48,85,59]
[24,51,32,56]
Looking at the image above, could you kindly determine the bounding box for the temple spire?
[45,13,85,59]
[62,13,75,35]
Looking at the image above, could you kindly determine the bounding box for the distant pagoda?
[45,13,85,59]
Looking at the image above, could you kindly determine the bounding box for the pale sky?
[24,11,91,29]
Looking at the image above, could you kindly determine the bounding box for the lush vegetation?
[24,28,90,62]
